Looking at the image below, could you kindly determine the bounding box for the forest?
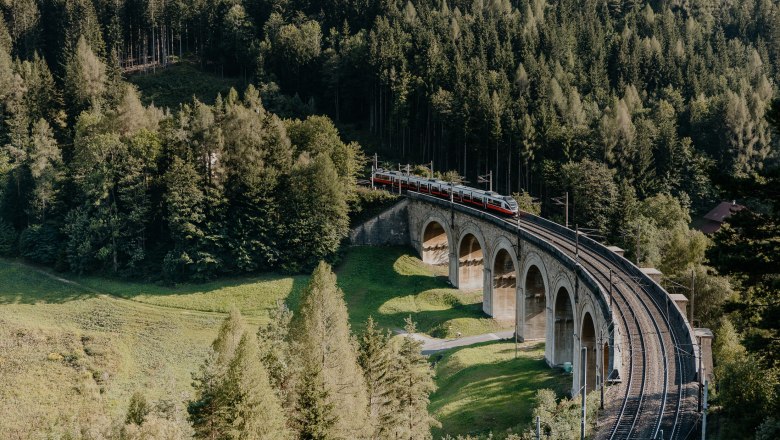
[0,0,779,438]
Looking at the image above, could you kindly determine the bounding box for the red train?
[372,169,519,216]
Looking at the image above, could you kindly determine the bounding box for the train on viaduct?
[351,183,708,440]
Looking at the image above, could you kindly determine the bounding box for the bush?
[348,187,398,227]
[757,418,780,440]
[19,224,60,265]
[0,219,17,256]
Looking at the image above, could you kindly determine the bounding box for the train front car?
[504,196,519,217]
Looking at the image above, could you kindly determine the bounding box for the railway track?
[400,190,699,439]
[509,217,670,438]
[509,215,698,439]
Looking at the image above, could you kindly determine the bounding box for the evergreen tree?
[189,308,246,438]
[223,333,291,439]
[257,302,296,409]
[290,261,371,439]
[26,118,60,223]
[294,362,337,440]
[384,317,438,440]
[357,316,396,436]
[163,156,206,280]
[222,92,292,272]
[126,391,150,426]
[278,153,349,272]
[560,159,618,234]
[64,36,106,115]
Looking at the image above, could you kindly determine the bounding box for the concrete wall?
[349,199,410,246]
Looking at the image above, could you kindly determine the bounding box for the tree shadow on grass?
[0,259,98,305]
[336,246,501,335]
[430,340,571,437]
[0,257,310,314]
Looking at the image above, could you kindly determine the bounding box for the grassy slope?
[0,247,535,435]
[430,341,571,438]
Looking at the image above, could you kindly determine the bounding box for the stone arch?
[457,226,486,291]
[522,253,548,340]
[553,284,575,366]
[581,311,597,393]
[421,216,452,266]
[490,238,518,321]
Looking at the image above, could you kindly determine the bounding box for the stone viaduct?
[352,191,702,439]
[407,197,621,397]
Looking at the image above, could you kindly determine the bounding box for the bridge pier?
[482,266,492,315]
[406,195,624,398]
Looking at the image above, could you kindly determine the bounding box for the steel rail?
[575,237,691,440]
[511,217,664,439]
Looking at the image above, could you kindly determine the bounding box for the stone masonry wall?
[349,199,410,246]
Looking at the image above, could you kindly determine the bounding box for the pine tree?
[357,316,396,436]
[222,99,292,272]
[162,156,206,280]
[223,333,291,439]
[189,308,247,438]
[290,262,371,439]
[26,118,61,223]
[125,391,150,426]
[64,36,106,115]
[257,303,296,409]
[384,317,438,440]
[295,362,337,440]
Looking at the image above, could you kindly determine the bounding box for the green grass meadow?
[429,341,571,438]
[0,246,559,436]
[338,246,510,337]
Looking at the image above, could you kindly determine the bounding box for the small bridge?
[353,192,701,439]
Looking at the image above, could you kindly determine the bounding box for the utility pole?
[581,347,587,440]
[516,214,521,360]
[600,368,605,410]
[371,154,376,189]
[575,225,580,262]
[536,416,541,440]
[634,223,642,265]
[609,269,613,309]
[690,269,696,324]
[599,335,605,411]
[698,336,704,412]
[396,163,402,195]
[430,160,434,178]
[565,191,568,228]
[701,380,709,440]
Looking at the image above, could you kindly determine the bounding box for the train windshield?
[503,196,519,210]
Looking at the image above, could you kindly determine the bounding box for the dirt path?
[395,327,516,354]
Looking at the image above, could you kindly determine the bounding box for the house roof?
[703,201,745,223]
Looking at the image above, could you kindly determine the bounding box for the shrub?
[19,224,60,265]
[0,219,17,256]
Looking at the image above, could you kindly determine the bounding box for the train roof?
[374,168,516,200]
